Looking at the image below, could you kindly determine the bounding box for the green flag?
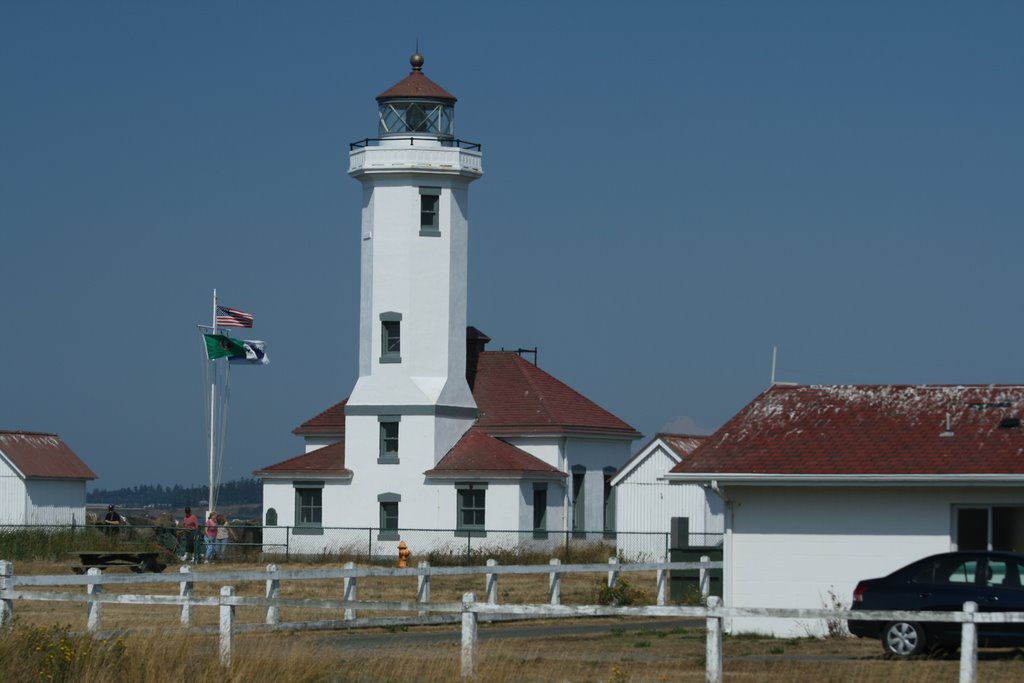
[204,334,249,361]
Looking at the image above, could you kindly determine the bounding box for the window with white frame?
[955,505,1024,551]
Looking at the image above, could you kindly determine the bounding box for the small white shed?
[0,431,97,525]
[612,433,723,561]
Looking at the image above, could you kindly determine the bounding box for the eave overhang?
[423,470,567,482]
[254,471,353,482]
[663,473,1024,487]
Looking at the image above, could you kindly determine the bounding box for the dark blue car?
[849,551,1024,657]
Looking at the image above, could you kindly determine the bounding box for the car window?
[985,560,1024,589]
[913,557,977,585]
[948,560,977,583]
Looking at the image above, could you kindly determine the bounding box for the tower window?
[378,492,401,540]
[419,187,441,236]
[380,312,402,363]
[378,415,400,463]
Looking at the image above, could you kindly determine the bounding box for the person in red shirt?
[179,507,199,562]
[204,512,219,563]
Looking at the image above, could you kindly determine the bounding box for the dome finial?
[410,40,424,72]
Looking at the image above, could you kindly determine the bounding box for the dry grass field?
[4,560,1024,682]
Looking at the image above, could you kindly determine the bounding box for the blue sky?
[2,2,1022,489]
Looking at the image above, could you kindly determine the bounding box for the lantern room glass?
[378,100,454,137]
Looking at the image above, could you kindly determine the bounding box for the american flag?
[216,306,254,328]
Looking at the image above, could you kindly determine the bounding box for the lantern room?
[376,52,456,139]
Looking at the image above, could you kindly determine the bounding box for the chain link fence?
[1,523,722,566]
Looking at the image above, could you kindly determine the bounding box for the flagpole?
[209,289,217,514]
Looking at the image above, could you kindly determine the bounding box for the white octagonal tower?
[345,53,482,487]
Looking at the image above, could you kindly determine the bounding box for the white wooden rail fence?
[4,558,1008,683]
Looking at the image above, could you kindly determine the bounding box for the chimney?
[465,326,490,391]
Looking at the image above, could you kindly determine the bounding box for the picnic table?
[70,551,167,574]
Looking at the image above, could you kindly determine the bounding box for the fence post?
[607,557,619,588]
[548,558,561,605]
[417,561,430,617]
[461,592,478,681]
[343,561,357,621]
[285,526,291,562]
[705,595,723,683]
[179,565,193,626]
[0,561,12,631]
[86,567,102,633]
[960,601,978,683]
[699,555,711,598]
[656,567,667,606]
[265,563,280,625]
[485,559,498,605]
[219,586,235,668]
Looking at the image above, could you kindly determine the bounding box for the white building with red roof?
[666,384,1024,636]
[255,55,640,552]
[610,433,722,560]
[0,430,97,525]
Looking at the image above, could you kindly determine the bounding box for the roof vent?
[940,413,954,438]
[999,417,1021,429]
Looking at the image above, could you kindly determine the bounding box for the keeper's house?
[0,430,97,525]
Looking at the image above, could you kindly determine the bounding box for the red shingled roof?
[661,434,707,458]
[293,399,347,436]
[614,432,705,481]
[424,430,565,479]
[275,350,638,476]
[473,352,641,438]
[291,353,639,440]
[0,431,96,480]
[671,385,1024,477]
[254,441,351,478]
[377,71,456,102]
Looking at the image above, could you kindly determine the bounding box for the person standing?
[180,506,199,561]
[103,505,122,536]
[204,512,219,563]
[215,513,232,560]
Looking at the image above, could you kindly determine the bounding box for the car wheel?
[882,621,927,658]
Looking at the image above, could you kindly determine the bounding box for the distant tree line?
[87,478,262,507]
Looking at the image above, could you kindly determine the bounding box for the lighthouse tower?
[344,53,482,509]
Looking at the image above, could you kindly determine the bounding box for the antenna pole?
[770,346,777,385]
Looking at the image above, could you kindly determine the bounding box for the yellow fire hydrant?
[397,540,411,568]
